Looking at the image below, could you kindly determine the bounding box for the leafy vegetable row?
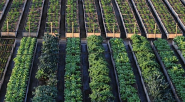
[66,0,79,33]
[109,38,140,101]
[133,0,160,34]
[174,36,185,58]
[0,39,14,80]
[131,34,174,101]
[5,37,36,102]
[64,38,82,101]
[45,0,60,33]
[154,38,185,101]
[167,0,185,26]
[2,0,26,32]
[84,0,100,33]
[25,0,43,32]
[0,0,7,16]
[151,0,181,34]
[116,0,140,34]
[87,35,113,101]
[33,34,59,101]
[100,0,119,33]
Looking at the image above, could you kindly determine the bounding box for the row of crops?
[116,0,140,35]
[133,0,160,35]
[150,0,182,34]
[0,0,184,38]
[1,34,185,101]
[167,0,185,25]
[2,0,26,33]
[66,0,79,34]
[45,0,60,34]
[84,0,101,35]
[0,0,7,20]
[24,0,44,34]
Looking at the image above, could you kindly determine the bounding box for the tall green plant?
[33,34,59,102]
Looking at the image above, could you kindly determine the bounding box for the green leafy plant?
[174,36,185,58]
[64,38,82,101]
[36,34,59,81]
[5,37,36,102]
[151,0,182,34]
[33,34,59,102]
[131,34,174,101]
[133,0,160,34]
[32,85,57,102]
[87,35,114,101]
[154,38,185,101]
[110,38,140,101]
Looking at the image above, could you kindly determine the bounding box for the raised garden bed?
[5,37,37,102]
[23,0,45,37]
[153,38,185,101]
[173,36,185,65]
[65,0,80,38]
[115,0,141,38]
[129,34,175,101]
[150,0,183,38]
[0,39,15,91]
[163,0,185,32]
[45,0,60,36]
[109,38,141,101]
[64,38,83,101]
[99,0,120,38]
[0,0,9,21]
[87,35,114,101]
[1,0,27,37]
[83,0,101,37]
[132,0,162,38]
[32,34,59,101]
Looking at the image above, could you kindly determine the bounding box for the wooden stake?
[7,21,9,36]
[93,24,95,35]
[154,23,157,38]
[134,22,136,34]
[51,22,53,35]
[29,21,30,37]
[113,23,115,38]
[176,23,178,37]
[72,22,74,38]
